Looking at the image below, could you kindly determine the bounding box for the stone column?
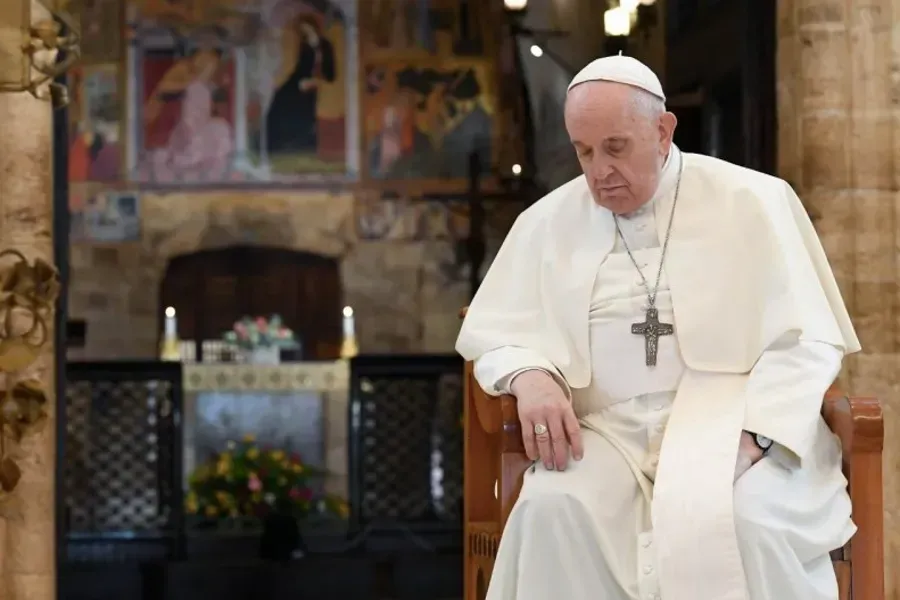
[0,1,58,598]
[776,1,897,597]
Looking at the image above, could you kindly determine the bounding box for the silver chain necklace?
[613,155,684,366]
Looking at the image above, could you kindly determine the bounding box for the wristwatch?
[751,433,774,454]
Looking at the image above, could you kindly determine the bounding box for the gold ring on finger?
[533,423,548,435]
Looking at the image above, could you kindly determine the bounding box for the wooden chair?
[462,360,885,600]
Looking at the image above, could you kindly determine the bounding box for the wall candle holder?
[0,0,81,108]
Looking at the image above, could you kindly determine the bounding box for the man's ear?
[659,111,677,149]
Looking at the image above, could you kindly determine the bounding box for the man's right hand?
[510,370,584,471]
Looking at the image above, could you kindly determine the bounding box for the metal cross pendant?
[631,307,674,366]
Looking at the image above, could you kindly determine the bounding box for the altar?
[181,361,350,496]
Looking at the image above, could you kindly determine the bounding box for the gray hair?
[629,87,666,121]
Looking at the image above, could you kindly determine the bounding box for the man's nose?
[591,158,614,183]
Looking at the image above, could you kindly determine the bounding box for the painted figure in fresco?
[69,67,121,182]
[368,66,492,178]
[142,48,234,182]
[370,71,416,173]
[265,14,336,157]
[70,124,120,181]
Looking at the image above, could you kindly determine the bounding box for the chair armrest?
[469,378,526,454]
[500,395,526,454]
[822,393,883,456]
[822,393,884,600]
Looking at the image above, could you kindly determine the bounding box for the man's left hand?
[734,431,765,481]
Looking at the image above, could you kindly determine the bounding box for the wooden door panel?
[202,274,241,340]
[159,247,342,360]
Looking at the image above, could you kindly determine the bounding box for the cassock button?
[655,424,664,433]
[653,405,663,412]
[648,594,660,600]
[643,565,653,575]
[642,538,652,548]
[649,456,658,467]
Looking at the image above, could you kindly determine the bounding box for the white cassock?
[456,145,861,600]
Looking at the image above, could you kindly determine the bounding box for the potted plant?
[185,435,349,531]
[222,315,301,364]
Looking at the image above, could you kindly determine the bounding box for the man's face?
[565,82,676,214]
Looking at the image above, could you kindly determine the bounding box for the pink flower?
[256,317,268,333]
[248,473,262,492]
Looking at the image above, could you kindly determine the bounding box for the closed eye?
[606,138,627,153]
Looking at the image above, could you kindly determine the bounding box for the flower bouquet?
[223,315,300,364]
[186,435,349,526]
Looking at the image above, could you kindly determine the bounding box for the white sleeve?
[743,334,842,467]
[473,346,572,398]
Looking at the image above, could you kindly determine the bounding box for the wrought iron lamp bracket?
[0,3,81,108]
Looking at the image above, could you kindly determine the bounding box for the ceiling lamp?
[504,0,528,12]
[604,7,631,37]
[621,0,640,12]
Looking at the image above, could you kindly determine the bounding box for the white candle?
[342,306,355,338]
[164,306,177,337]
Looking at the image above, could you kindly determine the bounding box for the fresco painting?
[69,65,123,183]
[365,62,494,180]
[128,0,356,184]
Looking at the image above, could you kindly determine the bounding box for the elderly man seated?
[456,55,859,600]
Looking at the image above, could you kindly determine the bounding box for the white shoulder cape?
[456,149,860,385]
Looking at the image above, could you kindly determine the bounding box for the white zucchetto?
[567,54,666,101]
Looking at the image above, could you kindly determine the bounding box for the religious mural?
[69,65,123,183]
[77,0,124,63]
[243,2,350,176]
[138,0,206,24]
[127,0,358,184]
[360,0,487,57]
[135,30,238,183]
[364,61,494,180]
[70,188,141,243]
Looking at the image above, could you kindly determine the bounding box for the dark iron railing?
[63,361,185,562]
[348,354,464,538]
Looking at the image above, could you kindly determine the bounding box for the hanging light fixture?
[620,0,640,12]
[604,7,631,37]
[504,0,528,13]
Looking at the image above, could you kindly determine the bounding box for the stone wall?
[67,191,518,360]
[776,1,899,596]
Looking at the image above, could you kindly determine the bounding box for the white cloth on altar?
[477,196,855,600]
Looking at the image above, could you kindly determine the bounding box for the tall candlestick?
[160,306,181,362]
[342,306,355,338]
[340,305,358,359]
[164,306,177,337]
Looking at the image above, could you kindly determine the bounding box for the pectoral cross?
[631,307,673,366]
